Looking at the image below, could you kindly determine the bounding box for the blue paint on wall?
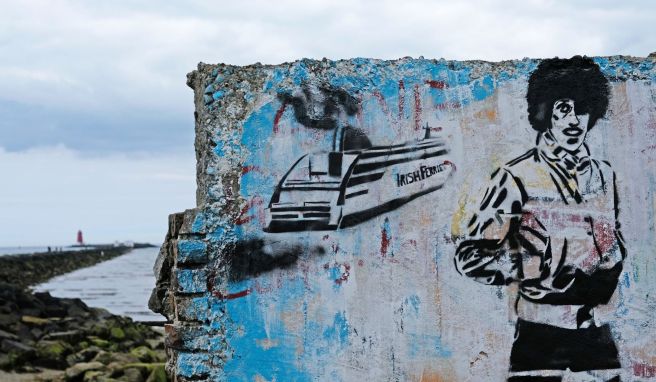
[177,352,211,378]
[322,311,349,347]
[405,294,421,316]
[472,75,495,101]
[176,269,207,294]
[212,90,225,101]
[407,333,452,358]
[177,239,208,264]
[222,277,313,381]
[191,212,206,235]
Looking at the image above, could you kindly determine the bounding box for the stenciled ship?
[264,124,454,232]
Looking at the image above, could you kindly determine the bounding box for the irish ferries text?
[396,163,447,187]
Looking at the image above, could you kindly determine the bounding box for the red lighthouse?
[77,230,84,246]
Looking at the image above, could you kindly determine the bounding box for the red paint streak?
[592,218,616,255]
[273,102,287,133]
[213,289,251,300]
[413,84,422,130]
[380,228,391,258]
[372,91,391,118]
[398,80,405,119]
[206,269,217,292]
[521,211,546,233]
[403,239,417,249]
[234,197,264,225]
[241,165,263,175]
[442,160,457,172]
[298,260,312,289]
[633,362,656,378]
[334,262,351,285]
[425,80,447,89]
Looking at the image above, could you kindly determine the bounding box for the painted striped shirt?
[455,142,626,328]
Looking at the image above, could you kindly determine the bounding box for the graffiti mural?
[154,55,656,381]
[267,81,454,232]
[455,57,625,381]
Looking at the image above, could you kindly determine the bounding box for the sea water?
[35,247,165,322]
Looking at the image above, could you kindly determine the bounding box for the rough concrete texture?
[153,56,656,381]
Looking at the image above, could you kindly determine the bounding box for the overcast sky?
[0,0,654,246]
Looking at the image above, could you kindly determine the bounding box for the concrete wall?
[151,56,656,381]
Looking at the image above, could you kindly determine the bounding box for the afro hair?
[527,56,610,133]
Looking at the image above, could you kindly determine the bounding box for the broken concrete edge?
[150,208,224,381]
[187,54,656,81]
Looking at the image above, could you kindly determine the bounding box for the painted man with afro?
[455,56,625,381]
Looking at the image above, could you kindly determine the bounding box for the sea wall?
[151,56,656,381]
[0,247,131,288]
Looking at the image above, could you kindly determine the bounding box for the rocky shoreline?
[0,247,134,289]
[0,246,170,381]
[0,282,169,381]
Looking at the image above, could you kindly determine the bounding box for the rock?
[110,327,125,341]
[0,339,35,369]
[66,346,102,366]
[43,330,84,343]
[0,329,19,341]
[34,340,73,369]
[93,351,139,366]
[1,339,34,354]
[65,361,105,381]
[0,280,167,376]
[34,291,68,317]
[129,346,159,363]
[0,353,11,370]
[14,323,35,344]
[30,327,44,340]
[145,364,167,382]
[87,336,111,349]
[21,315,50,326]
[121,367,145,382]
[15,293,44,314]
[82,369,122,382]
[67,301,90,318]
[89,307,113,320]
[0,311,19,327]
[92,350,111,365]
[82,370,104,381]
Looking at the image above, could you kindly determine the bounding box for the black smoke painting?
[267,82,454,232]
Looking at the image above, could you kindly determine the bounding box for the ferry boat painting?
[264,125,454,232]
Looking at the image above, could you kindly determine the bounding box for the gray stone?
[42,330,84,343]
[65,361,105,381]
[0,328,19,341]
[122,367,145,382]
[1,338,34,355]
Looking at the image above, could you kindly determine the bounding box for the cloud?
[0,0,654,153]
[0,145,195,246]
